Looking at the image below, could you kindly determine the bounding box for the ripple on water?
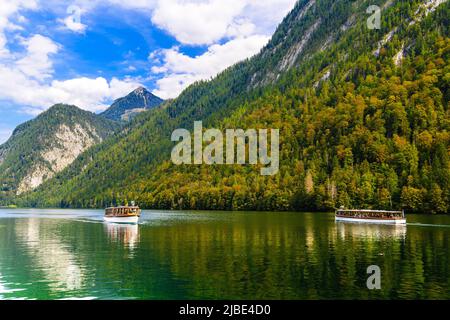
[0,210,449,299]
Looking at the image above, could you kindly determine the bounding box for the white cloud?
[46,77,112,113]
[151,0,247,45]
[109,77,142,100]
[46,0,296,100]
[151,35,270,99]
[0,0,38,57]
[104,0,297,45]
[0,29,141,115]
[0,127,13,145]
[147,0,296,98]
[0,0,298,115]
[242,0,300,34]
[33,0,296,101]
[152,73,201,100]
[0,1,142,115]
[57,4,87,33]
[16,34,59,80]
[60,16,87,33]
[0,34,8,57]
[0,66,142,115]
[105,0,156,10]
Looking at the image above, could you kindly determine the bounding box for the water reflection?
[336,221,407,240]
[14,218,84,292]
[0,210,448,299]
[0,272,24,298]
[105,223,139,251]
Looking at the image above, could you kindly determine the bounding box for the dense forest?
[140,38,449,213]
[7,0,450,213]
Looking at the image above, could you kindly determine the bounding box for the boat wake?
[407,222,450,228]
[73,218,104,224]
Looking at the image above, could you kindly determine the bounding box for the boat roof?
[336,209,403,213]
[105,206,140,209]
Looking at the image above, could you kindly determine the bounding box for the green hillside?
[14,0,450,213]
[0,104,119,199]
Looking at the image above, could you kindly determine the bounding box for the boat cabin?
[105,206,141,217]
[336,209,404,220]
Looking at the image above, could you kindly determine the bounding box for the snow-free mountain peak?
[100,87,164,121]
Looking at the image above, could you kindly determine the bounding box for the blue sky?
[0,0,297,144]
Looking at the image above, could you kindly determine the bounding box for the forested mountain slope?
[0,104,119,198]
[15,0,450,213]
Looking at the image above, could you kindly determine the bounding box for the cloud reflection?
[14,218,84,292]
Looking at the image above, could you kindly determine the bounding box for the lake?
[0,209,449,300]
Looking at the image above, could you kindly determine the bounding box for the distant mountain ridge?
[0,104,119,197]
[0,86,162,199]
[100,87,164,121]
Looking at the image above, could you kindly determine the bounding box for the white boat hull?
[335,216,406,225]
[104,216,139,224]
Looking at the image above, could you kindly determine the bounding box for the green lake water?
[0,209,449,300]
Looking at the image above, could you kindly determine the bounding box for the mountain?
[13,0,450,214]
[0,104,119,198]
[100,87,164,121]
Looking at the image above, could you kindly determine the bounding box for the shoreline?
[0,206,447,215]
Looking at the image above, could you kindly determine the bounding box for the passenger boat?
[335,208,406,224]
[104,205,141,224]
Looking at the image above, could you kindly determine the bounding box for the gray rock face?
[100,87,164,121]
[0,104,118,195]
